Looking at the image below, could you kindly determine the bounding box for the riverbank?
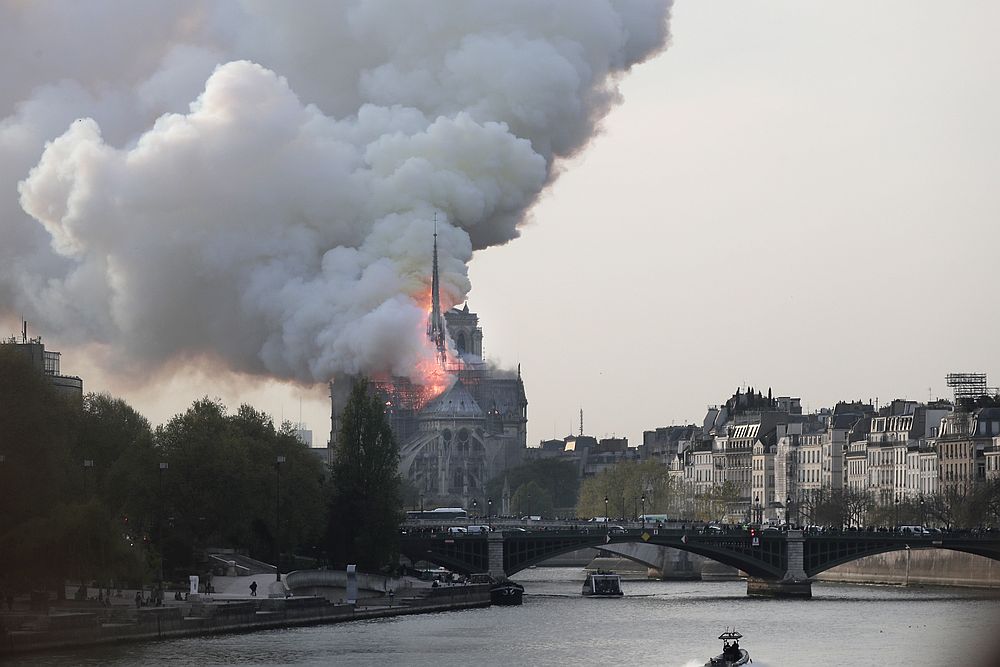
[0,584,490,657]
[817,549,1000,588]
[591,546,1000,588]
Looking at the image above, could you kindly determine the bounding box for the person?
[134,591,142,608]
[249,581,258,597]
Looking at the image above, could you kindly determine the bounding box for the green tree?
[326,377,402,571]
[511,481,554,517]
[486,459,579,513]
[155,398,326,574]
[575,460,680,520]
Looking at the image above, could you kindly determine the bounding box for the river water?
[10,568,1000,666]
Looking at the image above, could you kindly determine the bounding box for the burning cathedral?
[331,228,527,510]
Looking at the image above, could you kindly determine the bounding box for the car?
[608,525,627,534]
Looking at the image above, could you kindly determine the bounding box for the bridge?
[398,527,1000,597]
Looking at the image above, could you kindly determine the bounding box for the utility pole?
[275,455,286,583]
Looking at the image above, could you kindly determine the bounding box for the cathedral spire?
[427,214,446,363]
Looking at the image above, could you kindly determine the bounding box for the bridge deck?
[399,527,1000,580]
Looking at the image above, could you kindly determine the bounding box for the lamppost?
[641,494,646,529]
[894,496,900,529]
[83,459,94,495]
[754,494,761,525]
[472,498,478,518]
[487,497,493,530]
[786,495,793,528]
[920,495,926,527]
[604,496,609,521]
[275,455,286,583]
[158,462,168,595]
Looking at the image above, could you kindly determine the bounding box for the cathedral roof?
[420,380,483,419]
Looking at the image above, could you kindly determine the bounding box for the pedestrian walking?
[249,581,258,597]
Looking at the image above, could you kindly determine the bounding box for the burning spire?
[427,215,447,365]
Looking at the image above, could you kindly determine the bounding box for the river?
[10,568,1000,666]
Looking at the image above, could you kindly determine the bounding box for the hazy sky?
[473,1,1000,443]
[4,1,998,447]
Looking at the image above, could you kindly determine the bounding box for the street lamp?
[604,496,609,521]
[472,498,478,518]
[894,496,900,529]
[275,455,286,583]
[487,498,493,530]
[641,495,646,529]
[83,459,95,495]
[920,496,926,527]
[754,494,761,525]
[786,495,793,528]
[158,462,168,596]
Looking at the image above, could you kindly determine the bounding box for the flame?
[372,292,460,411]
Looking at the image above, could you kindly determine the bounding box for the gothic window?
[456,332,467,354]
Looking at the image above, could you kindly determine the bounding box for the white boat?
[582,570,623,597]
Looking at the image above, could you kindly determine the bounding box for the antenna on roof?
[580,408,584,436]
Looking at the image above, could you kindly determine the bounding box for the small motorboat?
[706,629,751,666]
[582,570,624,597]
[490,579,524,606]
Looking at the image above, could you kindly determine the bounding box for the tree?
[155,398,326,574]
[511,481,553,517]
[486,459,579,513]
[575,460,680,519]
[326,377,403,571]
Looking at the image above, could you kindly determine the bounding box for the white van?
[899,525,928,535]
[447,526,468,535]
[466,525,491,534]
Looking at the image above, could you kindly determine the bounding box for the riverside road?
[11,568,1000,667]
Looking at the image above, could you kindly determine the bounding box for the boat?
[706,630,751,666]
[490,579,524,606]
[582,570,624,597]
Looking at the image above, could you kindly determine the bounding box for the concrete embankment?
[817,549,1000,588]
[0,585,489,657]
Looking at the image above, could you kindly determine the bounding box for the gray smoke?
[3,1,672,385]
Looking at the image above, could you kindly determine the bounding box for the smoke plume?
[2,1,672,385]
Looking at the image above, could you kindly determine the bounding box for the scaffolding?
[946,373,999,403]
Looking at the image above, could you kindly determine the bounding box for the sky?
[473,1,1000,442]
[2,1,998,447]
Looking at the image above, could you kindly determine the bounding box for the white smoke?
[3,1,672,385]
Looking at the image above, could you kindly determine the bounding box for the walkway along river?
[8,568,1000,667]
